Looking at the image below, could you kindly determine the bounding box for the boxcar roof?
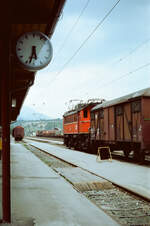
[92,87,150,111]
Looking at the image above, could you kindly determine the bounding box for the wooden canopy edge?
[45,0,66,37]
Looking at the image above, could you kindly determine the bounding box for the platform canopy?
[0,0,66,124]
[0,1,66,223]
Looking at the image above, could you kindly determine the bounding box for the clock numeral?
[19,41,23,44]
[32,33,35,38]
[20,56,23,58]
[25,35,28,39]
[18,48,21,51]
[25,60,28,64]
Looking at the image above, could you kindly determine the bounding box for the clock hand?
[29,46,37,63]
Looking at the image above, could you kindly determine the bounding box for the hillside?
[17,106,51,121]
[11,119,63,136]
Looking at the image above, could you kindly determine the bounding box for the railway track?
[23,140,150,226]
[26,136,150,166]
[112,151,150,166]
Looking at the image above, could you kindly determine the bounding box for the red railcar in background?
[12,126,24,141]
[63,101,102,150]
[36,128,62,138]
[90,88,150,161]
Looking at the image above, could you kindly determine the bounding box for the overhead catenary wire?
[95,61,150,91]
[80,38,150,95]
[53,0,91,61]
[113,37,150,66]
[73,59,150,98]
[51,0,121,84]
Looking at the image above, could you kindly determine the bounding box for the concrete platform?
[26,139,150,201]
[0,142,119,226]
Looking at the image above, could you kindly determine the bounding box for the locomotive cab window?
[131,101,141,113]
[84,109,88,118]
[74,114,77,122]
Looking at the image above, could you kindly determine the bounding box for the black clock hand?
[29,46,37,63]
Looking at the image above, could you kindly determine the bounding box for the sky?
[22,0,150,118]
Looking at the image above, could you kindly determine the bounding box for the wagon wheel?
[87,143,92,153]
[133,149,145,163]
[123,149,130,158]
[139,151,145,163]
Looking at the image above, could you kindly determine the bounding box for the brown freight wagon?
[90,88,150,161]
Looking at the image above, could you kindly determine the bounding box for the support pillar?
[0,34,11,223]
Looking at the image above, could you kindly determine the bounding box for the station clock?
[16,31,53,71]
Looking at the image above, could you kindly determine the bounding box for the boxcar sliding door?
[108,107,115,141]
[99,109,104,140]
[124,103,132,141]
[131,100,142,142]
[115,105,124,141]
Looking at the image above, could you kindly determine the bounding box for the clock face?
[16,31,53,71]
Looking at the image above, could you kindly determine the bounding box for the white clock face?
[16,31,53,71]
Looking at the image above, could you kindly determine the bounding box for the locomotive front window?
[84,109,88,118]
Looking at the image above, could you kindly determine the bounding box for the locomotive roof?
[92,87,150,111]
[63,102,97,117]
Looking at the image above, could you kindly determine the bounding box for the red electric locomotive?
[63,100,103,151]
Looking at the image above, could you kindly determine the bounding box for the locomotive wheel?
[68,140,72,149]
[74,142,79,150]
[77,145,82,152]
[133,150,140,161]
